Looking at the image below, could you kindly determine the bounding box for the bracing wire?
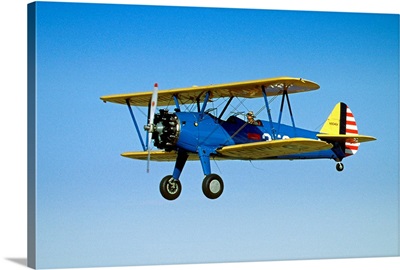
[213,158,222,174]
[249,160,264,171]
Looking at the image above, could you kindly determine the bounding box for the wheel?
[202,174,224,199]
[160,175,182,200]
[336,162,344,172]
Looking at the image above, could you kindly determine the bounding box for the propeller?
[145,83,159,173]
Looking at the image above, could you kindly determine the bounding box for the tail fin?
[319,102,367,157]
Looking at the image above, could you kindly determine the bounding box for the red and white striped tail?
[345,106,359,156]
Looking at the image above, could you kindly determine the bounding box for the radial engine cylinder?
[152,109,180,151]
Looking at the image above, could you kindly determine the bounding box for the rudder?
[320,102,360,156]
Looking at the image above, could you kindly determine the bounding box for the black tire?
[202,174,224,199]
[336,162,344,172]
[160,175,181,200]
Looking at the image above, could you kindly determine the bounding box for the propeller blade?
[148,83,158,130]
[147,83,158,173]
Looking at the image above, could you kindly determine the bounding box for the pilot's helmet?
[247,111,255,117]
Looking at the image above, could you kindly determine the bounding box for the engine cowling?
[152,109,180,151]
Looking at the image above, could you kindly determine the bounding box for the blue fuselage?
[175,112,339,160]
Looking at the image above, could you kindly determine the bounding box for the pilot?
[246,111,261,125]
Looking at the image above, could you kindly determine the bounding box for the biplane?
[101,77,376,200]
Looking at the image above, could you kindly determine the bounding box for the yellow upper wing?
[100,77,319,107]
[216,138,332,159]
[121,138,332,162]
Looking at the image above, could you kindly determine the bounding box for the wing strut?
[218,96,234,120]
[199,91,211,119]
[126,99,146,151]
[261,85,277,139]
[277,86,296,135]
[172,95,181,112]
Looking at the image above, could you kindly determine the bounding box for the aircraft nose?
[152,110,180,151]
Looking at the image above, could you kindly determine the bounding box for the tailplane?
[317,102,376,157]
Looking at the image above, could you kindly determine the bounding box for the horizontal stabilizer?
[317,134,376,143]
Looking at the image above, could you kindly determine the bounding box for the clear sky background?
[29,2,399,269]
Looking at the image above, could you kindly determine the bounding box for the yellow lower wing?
[122,138,332,161]
[216,138,333,159]
[122,151,202,161]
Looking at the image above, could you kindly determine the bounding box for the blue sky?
[32,2,399,268]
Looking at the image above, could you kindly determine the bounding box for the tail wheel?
[202,174,224,199]
[160,175,181,200]
[336,162,344,172]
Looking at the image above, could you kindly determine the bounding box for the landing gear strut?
[159,175,182,200]
[336,162,344,172]
[159,149,225,200]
